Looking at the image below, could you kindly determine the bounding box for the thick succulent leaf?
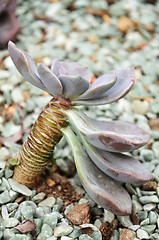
[64,66,91,82]
[37,63,63,96]
[72,68,135,106]
[76,74,117,100]
[8,41,47,91]
[81,137,153,184]
[51,58,65,76]
[66,110,151,152]
[62,127,132,215]
[60,61,82,71]
[59,75,90,98]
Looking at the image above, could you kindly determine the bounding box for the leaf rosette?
[8,41,153,215]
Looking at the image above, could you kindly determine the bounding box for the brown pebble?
[119,228,135,240]
[111,219,118,230]
[100,221,112,240]
[81,227,94,236]
[67,204,90,225]
[15,196,25,203]
[46,178,56,187]
[149,118,159,131]
[131,213,140,225]
[142,181,157,191]
[117,16,134,33]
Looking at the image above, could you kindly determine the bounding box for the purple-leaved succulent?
[0,0,21,45]
[8,41,153,215]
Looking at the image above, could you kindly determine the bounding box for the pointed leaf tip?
[67,110,151,152]
[62,127,132,215]
[8,42,47,92]
[73,67,135,106]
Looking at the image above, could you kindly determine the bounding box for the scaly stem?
[13,97,71,188]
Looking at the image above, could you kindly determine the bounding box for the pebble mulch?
[1,0,159,239]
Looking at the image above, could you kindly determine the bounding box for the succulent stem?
[13,97,71,188]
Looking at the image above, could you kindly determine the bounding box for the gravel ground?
[0,0,159,239]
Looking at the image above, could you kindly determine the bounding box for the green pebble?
[21,205,35,221]
[68,226,81,238]
[6,203,18,212]
[3,229,15,240]
[0,190,11,204]
[141,191,156,196]
[64,204,74,215]
[138,211,148,221]
[12,234,31,240]
[0,169,5,178]
[139,196,159,204]
[0,182,6,192]
[140,218,149,226]
[42,213,58,229]
[141,149,154,161]
[141,224,156,234]
[79,234,93,240]
[132,200,142,213]
[2,177,11,190]
[152,233,159,240]
[0,226,4,239]
[52,204,61,212]
[143,203,156,211]
[14,210,22,221]
[91,230,102,240]
[35,206,51,218]
[8,179,32,196]
[110,230,119,240]
[149,211,157,224]
[117,215,133,227]
[3,217,19,228]
[5,168,13,179]
[38,196,55,208]
[33,218,42,236]
[37,223,53,240]
[9,190,19,201]
[32,192,46,204]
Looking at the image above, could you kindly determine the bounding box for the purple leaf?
[67,110,151,152]
[76,74,117,100]
[37,63,63,96]
[62,127,132,215]
[73,68,135,106]
[8,41,47,91]
[59,75,90,98]
[82,138,153,184]
[51,58,65,76]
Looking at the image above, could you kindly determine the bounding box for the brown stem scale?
[13,97,71,188]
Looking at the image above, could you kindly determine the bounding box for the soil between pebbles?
[1,0,159,239]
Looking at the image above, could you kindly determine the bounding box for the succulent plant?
[8,41,153,215]
[0,0,21,45]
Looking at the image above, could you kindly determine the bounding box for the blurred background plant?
[0,0,21,46]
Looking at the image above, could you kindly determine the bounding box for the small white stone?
[11,87,24,103]
[54,225,73,237]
